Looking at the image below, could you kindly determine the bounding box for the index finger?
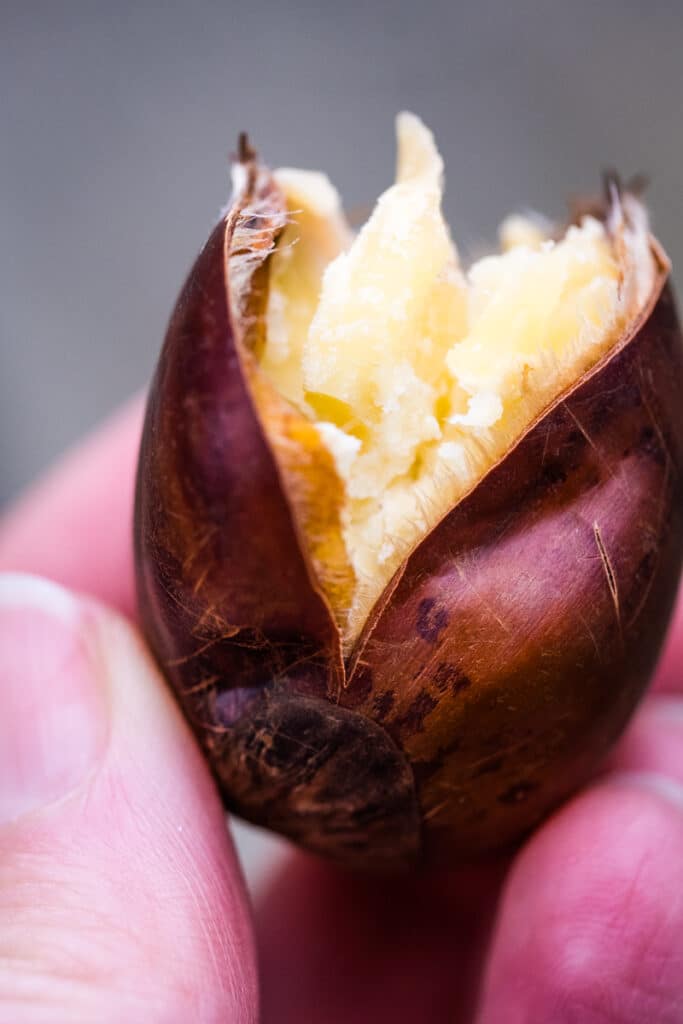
[0,395,144,619]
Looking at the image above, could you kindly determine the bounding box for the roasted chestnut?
[135,114,683,869]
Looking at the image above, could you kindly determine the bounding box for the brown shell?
[135,151,683,870]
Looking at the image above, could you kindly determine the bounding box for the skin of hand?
[0,395,682,1024]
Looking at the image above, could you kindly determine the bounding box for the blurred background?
[2,0,683,882]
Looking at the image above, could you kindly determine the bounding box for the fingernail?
[0,573,109,825]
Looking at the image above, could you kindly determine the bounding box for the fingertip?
[0,573,109,826]
[0,575,257,1022]
[476,776,683,1023]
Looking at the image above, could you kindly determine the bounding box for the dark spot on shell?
[416,598,449,644]
[431,662,472,697]
[451,671,471,697]
[373,690,395,718]
[394,690,438,734]
[432,662,453,692]
[498,780,537,804]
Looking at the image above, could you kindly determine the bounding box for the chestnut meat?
[135,115,683,869]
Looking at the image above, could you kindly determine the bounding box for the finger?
[0,397,144,618]
[0,573,257,1023]
[257,854,506,1024]
[476,771,683,1023]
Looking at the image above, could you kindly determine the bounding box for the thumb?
[0,573,257,1023]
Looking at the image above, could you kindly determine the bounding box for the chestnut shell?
[135,156,683,870]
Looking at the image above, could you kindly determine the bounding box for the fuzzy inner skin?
[259,113,651,643]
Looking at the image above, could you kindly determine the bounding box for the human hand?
[1,396,682,1023]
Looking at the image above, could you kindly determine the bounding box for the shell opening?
[255,114,656,644]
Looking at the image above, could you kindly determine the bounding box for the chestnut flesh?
[135,116,683,869]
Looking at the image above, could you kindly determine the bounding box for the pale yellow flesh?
[262,169,352,409]
[260,114,650,642]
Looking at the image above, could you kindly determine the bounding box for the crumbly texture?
[261,169,352,408]
[260,113,646,642]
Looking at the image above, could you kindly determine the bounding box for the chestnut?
[135,114,683,869]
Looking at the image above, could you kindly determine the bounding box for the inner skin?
[258,113,644,641]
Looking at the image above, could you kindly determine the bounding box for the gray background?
[3,0,683,505]
[2,1,683,880]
